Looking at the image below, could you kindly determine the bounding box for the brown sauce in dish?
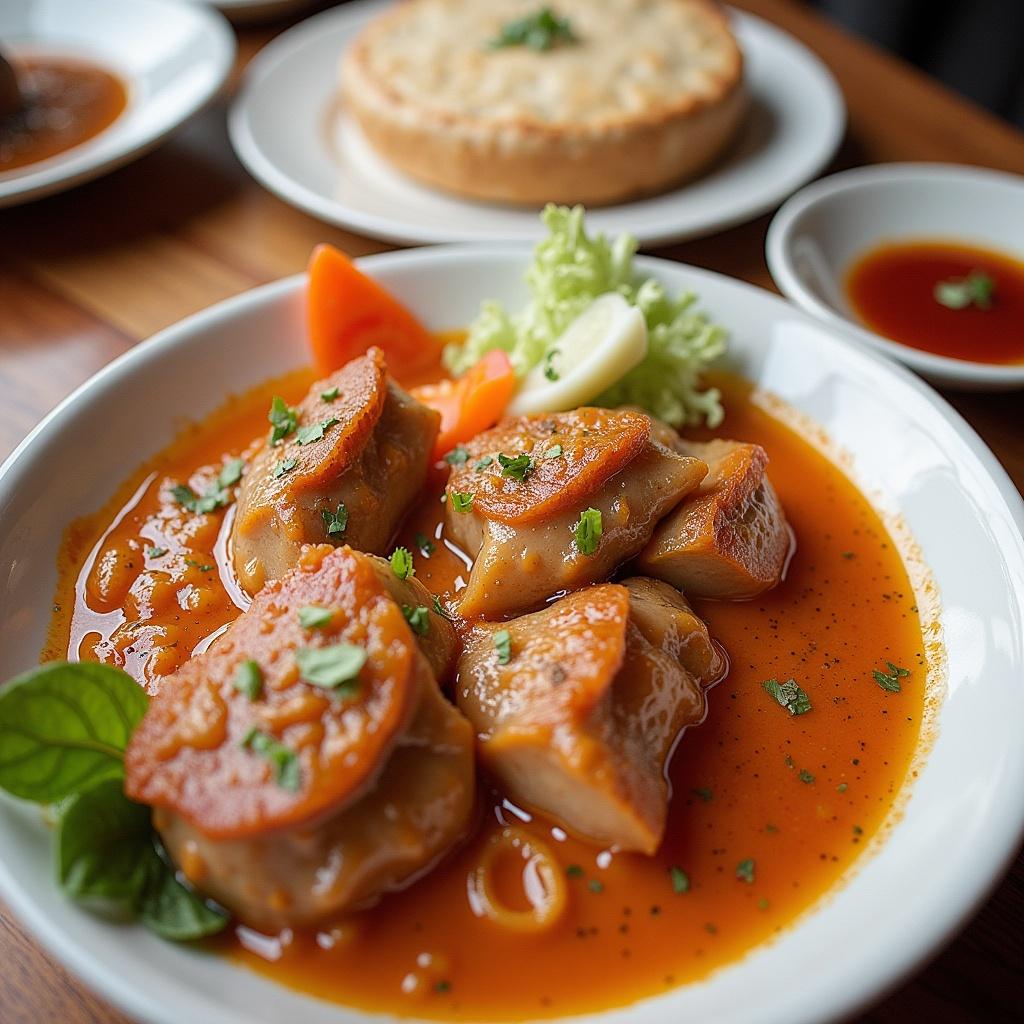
[45,367,928,1020]
[0,56,127,173]
[846,240,1024,365]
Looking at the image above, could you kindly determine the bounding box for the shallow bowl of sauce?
[0,248,1023,1024]
[766,162,1024,390]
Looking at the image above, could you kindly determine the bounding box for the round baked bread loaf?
[341,0,746,206]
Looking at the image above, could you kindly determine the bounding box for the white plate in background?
[0,246,1021,1024]
[0,0,235,207]
[229,0,846,246]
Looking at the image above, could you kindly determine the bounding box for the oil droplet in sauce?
[846,239,1024,365]
[45,367,929,1020]
[0,55,127,173]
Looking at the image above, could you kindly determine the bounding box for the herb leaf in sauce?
[490,7,578,52]
[241,727,301,791]
[573,507,602,556]
[233,660,263,700]
[320,386,340,402]
[298,605,333,630]
[273,457,298,479]
[872,661,909,693]
[296,417,339,446]
[147,546,168,559]
[217,458,244,489]
[268,396,298,443]
[669,866,690,894]
[450,490,475,514]
[543,348,561,381]
[415,532,435,557]
[499,452,534,481]
[322,502,348,536]
[445,446,469,466]
[494,628,512,665]
[934,270,995,310]
[402,604,430,636]
[296,644,366,694]
[735,859,755,884]
[391,546,415,580]
[433,595,453,620]
[544,444,563,459]
[762,677,812,716]
[174,457,245,513]
[798,769,815,784]
[474,456,494,470]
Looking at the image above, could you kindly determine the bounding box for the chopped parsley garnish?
[573,507,602,555]
[692,787,713,802]
[415,532,435,557]
[233,660,263,700]
[322,502,348,536]
[240,727,300,791]
[798,769,815,784]
[450,490,475,513]
[565,864,584,878]
[543,348,560,381]
[735,859,755,884]
[474,456,494,470]
[762,677,812,716]
[273,457,298,479]
[498,452,534,481]
[493,628,512,665]
[934,270,995,310]
[390,546,415,580]
[147,546,168,559]
[852,824,863,836]
[296,643,366,695]
[433,595,453,620]
[296,417,339,446]
[544,444,563,459]
[298,605,333,630]
[320,386,340,402]
[587,879,604,894]
[434,981,451,995]
[218,458,245,488]
[268,396,298,443]
[490,6,578,52]
[171,457,244,514]
[872,661,909,693]
[757,897,770,911]
[445,446,469,466]
[402,604,430,636]
[837,782,848,793]
[184,558,214,572]
[669,866,689,894]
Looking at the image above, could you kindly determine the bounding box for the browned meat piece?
[637,437,792,599]
[125,545,472,929]
[443,408,707,618]
[456,577,724,853]
[232,348,439,593]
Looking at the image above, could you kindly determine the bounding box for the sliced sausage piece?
[444,408,707,618]
[455,578,724,854]
[125,544,473,929]
[232,348,439,593]
[636,437,792,599]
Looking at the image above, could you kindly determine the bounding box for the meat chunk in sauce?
[637,438,792,599]
[456,578,724,854]
[444,409,707,618]
[125,545,472,929]
[232,348,439,594]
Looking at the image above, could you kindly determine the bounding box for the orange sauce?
[0,56,127,173]
[45,369,927,1020]
[846,240,1024,365]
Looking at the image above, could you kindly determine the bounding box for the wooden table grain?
[1,2,1021,1022]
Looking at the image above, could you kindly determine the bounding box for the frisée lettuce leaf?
[444,204,727,427]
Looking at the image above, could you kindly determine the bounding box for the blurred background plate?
[180,0,323,26]
[0,0,235,208]
[229,0,846,246]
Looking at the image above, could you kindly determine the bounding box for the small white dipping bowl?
[766,163,1024,391]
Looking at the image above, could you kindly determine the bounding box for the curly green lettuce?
[444,204,727,427]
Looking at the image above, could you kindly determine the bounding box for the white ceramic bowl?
[0,0,235,207]
[766,163,1024,390]
[1,249,1023,1024]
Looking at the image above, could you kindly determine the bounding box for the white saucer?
[229,0,846,246]
[0,0,235,208]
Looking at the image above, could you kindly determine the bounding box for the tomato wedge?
[307,243,439,375]
[411,350,517,459]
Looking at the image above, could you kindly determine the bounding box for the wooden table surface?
[1,1,1021,1021]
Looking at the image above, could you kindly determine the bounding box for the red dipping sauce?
[846,240,1024,365]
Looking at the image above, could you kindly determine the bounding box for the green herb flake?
[217,458,245,489]
[233,660,263,700]
[669,866,689,895]
[934,270,995,310]
[147,546,168,559]
[573,507,602,555]
[450,490,475,514]
[735,859,755,884]
[852,824,864,836]
[544,444,563,459]
[692,787,713,802]
[543,348,561,381]
[268,396,298,444]
[474,456,494,470]
[435,981,451,994]
[184,558,214,573]
[494,628,512,665]
[757,897,770,911]
[798,769,815,784]
[498,452,534,481]
[296,417,339,446]
[273,457,298,479]
[320,386,340,402]
[837,782,849,793]
[403,604,430,637]
[390,546,415,580]
[298,605,333,630]
[433,595,453,621]
[588,878,604,894]
[241,728,301,791]
[490,6,578,52]
[565,864,584,878]
[762,677,812,716]
[296,643,367,695]
[415,532,436,557]
[322,502,349,536]
[445,446,469,466]
[872,661,910,693]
